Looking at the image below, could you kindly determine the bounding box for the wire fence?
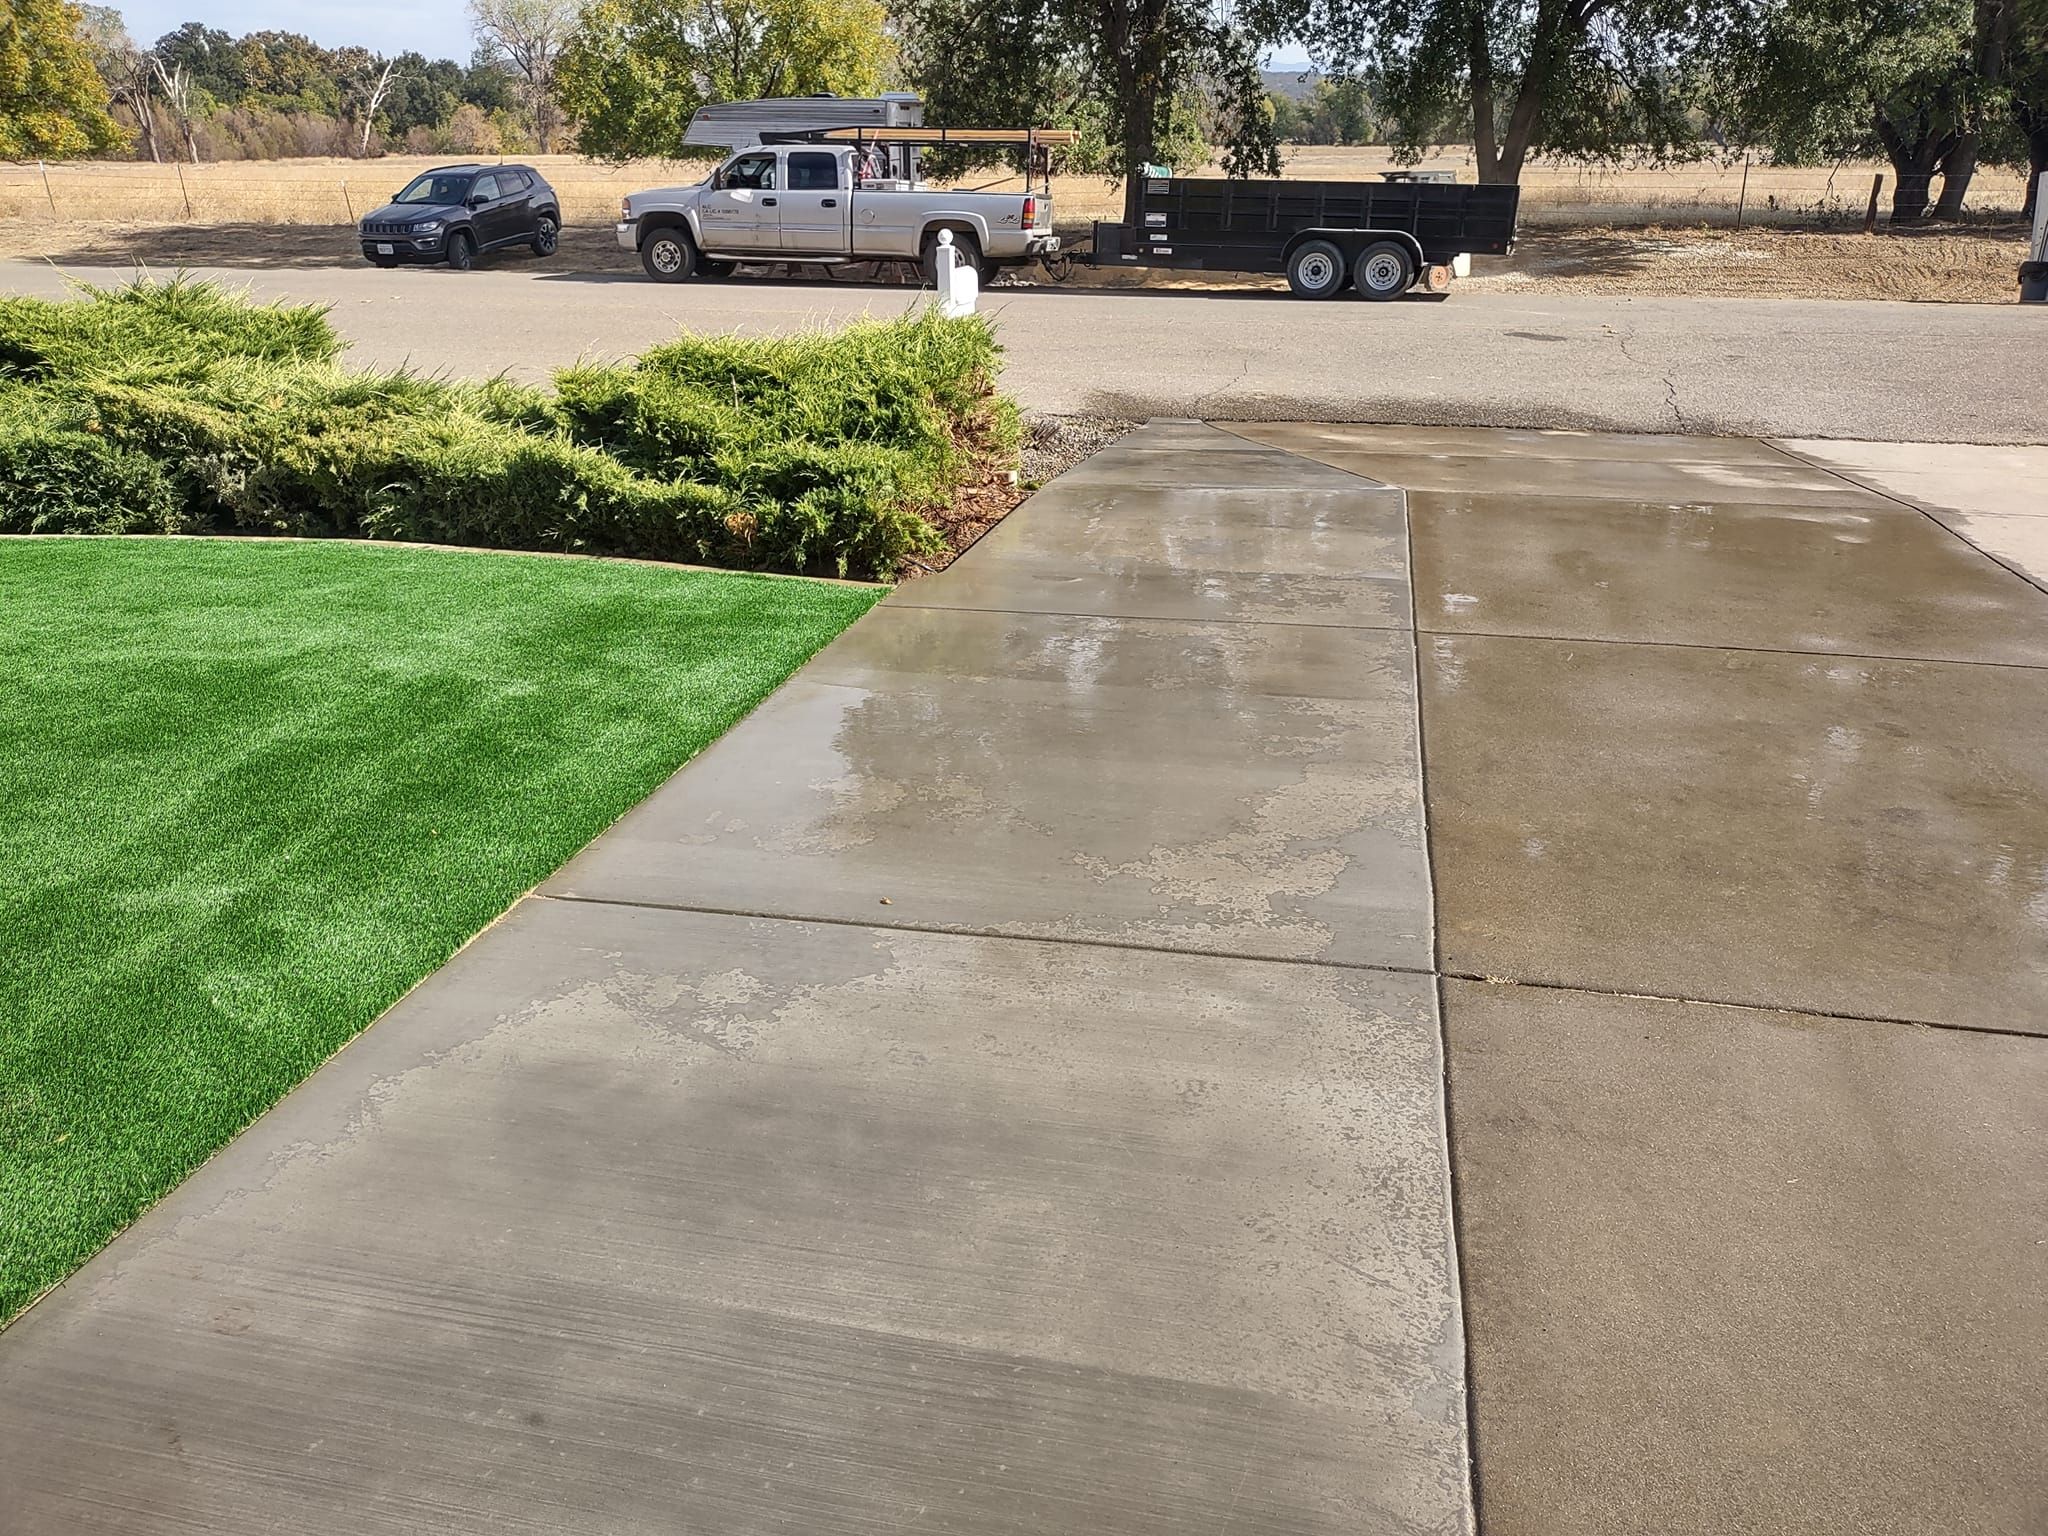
[0,151,2033,228]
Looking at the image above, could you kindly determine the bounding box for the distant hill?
[1261,69,1321,101]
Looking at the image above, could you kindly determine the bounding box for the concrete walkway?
[3,422,2044,1534]
[0,424,1472,1533]
[1230,422,2048,1536]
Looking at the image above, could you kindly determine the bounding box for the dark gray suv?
[359,164,561,270]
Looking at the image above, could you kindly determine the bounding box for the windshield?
[393,172,474,206]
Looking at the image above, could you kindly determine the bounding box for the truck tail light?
[1023,195,1037,227]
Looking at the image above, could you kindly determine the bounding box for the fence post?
[1734,155,1750,230]
[1863,173,1883,234]
[341,179,355,223]
[174,159,193,218]
[38,160,56,214]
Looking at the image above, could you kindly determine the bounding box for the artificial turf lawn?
[0,537,881,1322]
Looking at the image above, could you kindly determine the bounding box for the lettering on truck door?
[779,150,849,254]
[701,152,780,252]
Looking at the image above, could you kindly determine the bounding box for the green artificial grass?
[0,536,881,1322]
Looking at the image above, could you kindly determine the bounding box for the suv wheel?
[446,230,476,272]
[531,213,559,257]
[641,228,696,282]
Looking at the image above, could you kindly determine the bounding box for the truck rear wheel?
[1286,240,1347,299]
[1354,240,1416,301]
[922,230,991,287]
[641,228,697,282]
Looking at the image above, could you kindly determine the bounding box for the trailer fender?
[1282,227,1426,277]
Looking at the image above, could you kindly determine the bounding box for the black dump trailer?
[1090,173,1521,299]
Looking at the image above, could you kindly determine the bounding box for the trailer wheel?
[1354,240,1416,301]
[1286,239,1347,299]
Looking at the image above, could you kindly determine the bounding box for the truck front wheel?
[641,228,697,282]
[1286,240,1347,299]
[1354,241,1416,301]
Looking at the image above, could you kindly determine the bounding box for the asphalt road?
[5,257,2043,442]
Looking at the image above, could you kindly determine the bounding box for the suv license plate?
[376,243,394,255]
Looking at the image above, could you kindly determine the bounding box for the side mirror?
[467,194,486,208]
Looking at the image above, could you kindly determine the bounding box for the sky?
[109,2,1321,70]
[111,3,481,59]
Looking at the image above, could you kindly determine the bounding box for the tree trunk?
[1935,0,2013,217]
[1934,136,1977,218]
[1891,168,1936,221]
[1468,5,1500,181]
[1114,0,1170,227]
[1479,0,1580,184]
[2025,120,2047,219]
[136,101,161,164]
[1875,105,1951,221]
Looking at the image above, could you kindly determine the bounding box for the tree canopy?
[558,0,892,160]
[1,0,126,158]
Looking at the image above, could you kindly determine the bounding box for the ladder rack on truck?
[1090,173,1521,299]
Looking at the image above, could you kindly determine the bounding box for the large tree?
[1709,0,2037,220]
[1367,0,1711,182]
[2010,0,2048,213]
[0,0,125,158]
[470,0,578,152]
[897,0,1294,223]
[558,0,891,160]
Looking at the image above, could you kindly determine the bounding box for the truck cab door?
[777,150,851,255]
[698,152,781,253]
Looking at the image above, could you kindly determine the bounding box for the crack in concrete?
[1611,324,1689,431]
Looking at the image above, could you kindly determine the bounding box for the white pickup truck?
[617,141,1061,284]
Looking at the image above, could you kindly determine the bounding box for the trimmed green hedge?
[0,279,1016,579]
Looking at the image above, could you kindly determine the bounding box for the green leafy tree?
[1714,0,1981,219]
[1367,0,1711,182]
[897,0,1290,223]
[0,0,126,157]
[1272,73,1376,144]
[559,0,891,160]
[2016,0,2048,212]
[153,21,244,104]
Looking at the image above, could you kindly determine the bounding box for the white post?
[2023,173,2048,303]
[933,228,978,317]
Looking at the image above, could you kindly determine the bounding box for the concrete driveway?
[3,256,2045,441]
[0,423,2041,1535]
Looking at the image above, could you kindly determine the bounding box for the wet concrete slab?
[1049,446,1382,490]
[1441,979,2048,1536]
[893,484,1411,627]
[1227,449,1871,505]
[550,604,1433,968]
[1420,633,2048,1031]
[1407,489,2048,664]
[0,899,1470,1535]
[1777,439,2048,588]
[1229,420,1794,466]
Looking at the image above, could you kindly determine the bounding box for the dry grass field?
[0,147,2035,301]
[3,146,2033,227]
